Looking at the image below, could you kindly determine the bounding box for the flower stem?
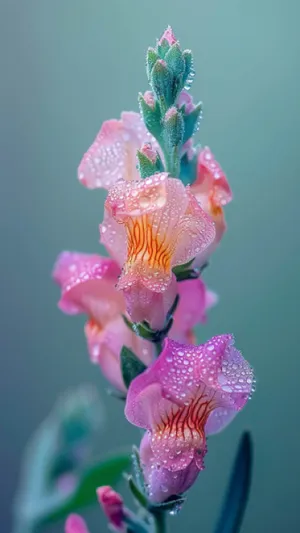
[155,341,163,357]
[152,510,167,533]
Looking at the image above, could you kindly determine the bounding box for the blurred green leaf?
[121,346,147,389]
[35,453,131,528]
[213,431,253,533]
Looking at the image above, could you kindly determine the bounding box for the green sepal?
[146,47,159,80]
[172,258,195,275]
[214,432,253,533]
[150,60,173,110]
[157,38,171,59]
[165,43,185,72]
[138,93,162,140]
[182,49,194,89]
[149,495,186,513]
[179,151,198,186]
[120,346,147,389]
[163,108,184,149]
[127,475,148,509]
[182,102,203,143]
[131,445,146,492]
[137,150,164,179]
[175,268,199,282]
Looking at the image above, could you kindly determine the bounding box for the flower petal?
[123,275,177,330]
[194,147,232,207]
[85,315,154,391]
[172,188,216,267]
[65,514,90,533]
[53,252,123,325]
[140,432,203,502]
[171,279,217,340]
[78,112,153,190]
[125,336,253,471]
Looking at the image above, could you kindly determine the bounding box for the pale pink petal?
[172,188,216,267]
[100,210,127,267]
[171,279,216,338]
[194,147,232,206]
[65,514,90,533]
[78,112,154,190]
[139,432,203,503]
[53,252,123,325]
[85,315,154,391]
[123,275,177,330]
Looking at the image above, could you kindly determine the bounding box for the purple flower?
[125,336,254,501]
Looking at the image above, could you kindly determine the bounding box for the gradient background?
[1,0,300,531]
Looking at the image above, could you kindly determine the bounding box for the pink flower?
[125,336,254,499]
[191,147,232,265]
[78,112,157,190]
[171,279,218,343]
[100,175,215,329]
[65,514,90,533]
[140,432,204,502]
[158,26,178,46]
[53,252,154,390]
[97,486,126,531]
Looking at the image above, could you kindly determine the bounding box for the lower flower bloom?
[125,335,254,500]
[53,252,154,390]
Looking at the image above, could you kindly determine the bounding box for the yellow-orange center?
[126,215,172,272]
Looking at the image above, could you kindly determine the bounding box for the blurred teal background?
[1,0,300,531]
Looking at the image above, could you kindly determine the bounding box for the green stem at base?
[153,510,167,533]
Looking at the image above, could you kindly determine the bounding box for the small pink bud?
[143,90,155,109]
[65,514,90,533]
[97,486,125,530]
[159,26,178,46]
[164,106,178,122]
[140,142,157,164]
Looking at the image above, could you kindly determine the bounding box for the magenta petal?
[65,514,90,533]
[53,252,123,324]
[125,336,254,472]
[140,432,203,503]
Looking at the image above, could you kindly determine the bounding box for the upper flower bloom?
[125,335,254,483]
[78,112,157,190]
[53,252,154,390]
[100,174,215,327]
[158,26,178,46]
[191,147,232,265]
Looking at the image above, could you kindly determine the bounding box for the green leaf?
[36,453,131,527]
[121,346,147,389]
[214,432,253,533]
